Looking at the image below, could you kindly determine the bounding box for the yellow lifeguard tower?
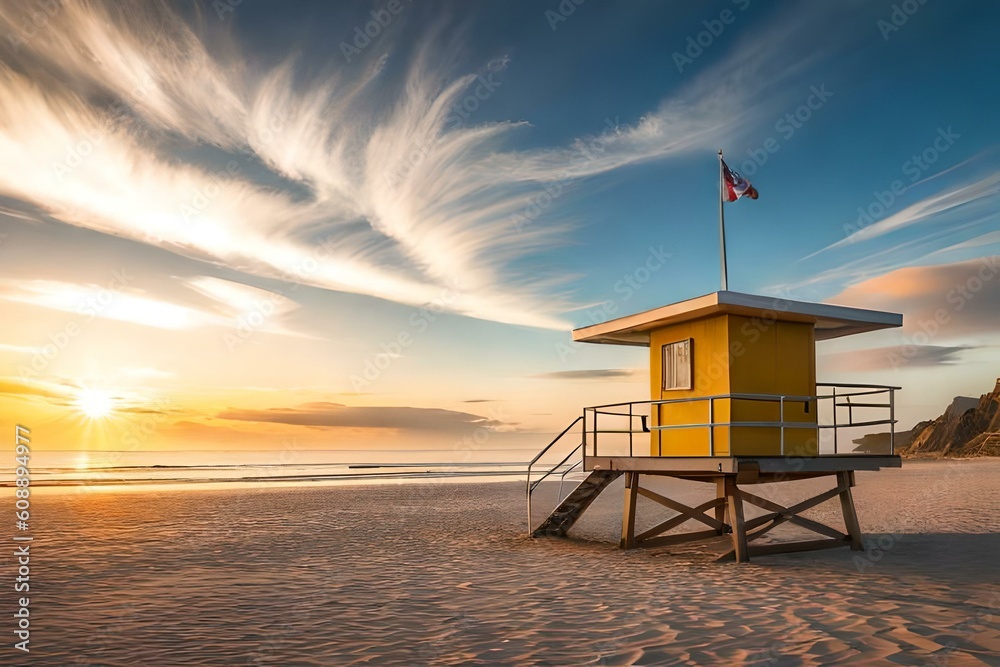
[527,290,903,562]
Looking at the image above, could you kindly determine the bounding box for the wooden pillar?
[620,472,639,549]
[714,477,727,535]
[724,476,748,563]
[837,471,864,551]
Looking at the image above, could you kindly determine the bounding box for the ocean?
[3,448,565,489]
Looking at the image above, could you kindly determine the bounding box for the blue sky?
[0,0,997,452]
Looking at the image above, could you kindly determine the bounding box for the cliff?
[853,378,1000,457]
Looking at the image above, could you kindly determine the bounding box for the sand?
[14,459,1000,665]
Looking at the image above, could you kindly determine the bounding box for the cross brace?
[620,470,864,563]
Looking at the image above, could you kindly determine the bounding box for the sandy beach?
[14,459,1000,665]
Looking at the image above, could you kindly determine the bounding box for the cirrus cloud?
[0,1,845,331]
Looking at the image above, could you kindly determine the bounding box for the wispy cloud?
[118,367,176,380]
[808,171,1000,259]
[0,1,837,330]
[0,376,74,403]
[822,344,976,371]
[0,343,39,355]
[0,278,226,330]
[0,275,306,335]
[217,401,504,432]
[781,151,1000,298]
[782,215,994,296]
[924,230,1000,259]
[533,369,642,380]
[184,276,309,338]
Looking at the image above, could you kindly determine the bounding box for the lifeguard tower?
[526,290,903,562]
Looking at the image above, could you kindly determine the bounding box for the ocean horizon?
[4,448,557,490]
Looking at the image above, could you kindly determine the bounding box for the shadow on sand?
[752,532,1000,588]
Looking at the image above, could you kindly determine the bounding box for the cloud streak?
[533,369,642,381]
[0,278,227,330]
[806,170,1000,260]
[0,1,837,330]
[822,345,976,372]
[0,275,306,335]
[217,401,503,432]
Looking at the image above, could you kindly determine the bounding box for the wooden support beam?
[717,537,851,561]
[634,485,678,507]
[748,538,851,557]
[743,510,784,532]
[735,462,760,485]
[620,471,639,549]
[724,476,748,563]
[742,513,790,542]
[741,511,848,545]
[716,477,860,561]
[837,471,864,551]
[743,484,843,519]
[640,529,724,550]
[739,489,850,541]
[714,477,727,535]
[634,497,726,542]
[670,475,727,483]
[635,487,727,532]
[608,467,869,564]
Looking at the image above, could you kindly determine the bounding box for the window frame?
[661,338,693,391]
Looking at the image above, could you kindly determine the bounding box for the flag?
[721,159,759,202]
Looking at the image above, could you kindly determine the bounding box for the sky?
[1,0,998,458]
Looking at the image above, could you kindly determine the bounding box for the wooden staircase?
[531,469,622,537]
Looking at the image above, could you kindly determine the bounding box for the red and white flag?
[721,159,759,202]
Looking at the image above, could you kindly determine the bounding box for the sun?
[75,387,115,420]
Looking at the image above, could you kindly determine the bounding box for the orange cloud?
[832,257,1000,339]
[0,376,73,403]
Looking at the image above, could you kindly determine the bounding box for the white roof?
[573,291,902,347]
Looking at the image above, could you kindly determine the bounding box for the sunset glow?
[74,388,115,420]
[0,0,996,458]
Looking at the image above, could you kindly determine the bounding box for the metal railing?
[582,383,900,459]
[525,383,899,534]
[526,417,583,533]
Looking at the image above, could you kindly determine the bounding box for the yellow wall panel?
[649,315,731,456]
[645,313,818,457]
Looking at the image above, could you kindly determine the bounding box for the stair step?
[532,469,622,537]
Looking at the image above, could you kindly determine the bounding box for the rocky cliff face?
[858,378,1000,457]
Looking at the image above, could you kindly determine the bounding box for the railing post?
[832,386,838,455]
[628,402,633,457]
[582,408,588,469]
[889,389,895,455]
[779,395,785,456]
[526,456,533,537]
[708,397,715,456]
[593,409,598,458]
[658,402,663,456]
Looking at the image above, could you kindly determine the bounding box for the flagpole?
[718,149,728,291]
